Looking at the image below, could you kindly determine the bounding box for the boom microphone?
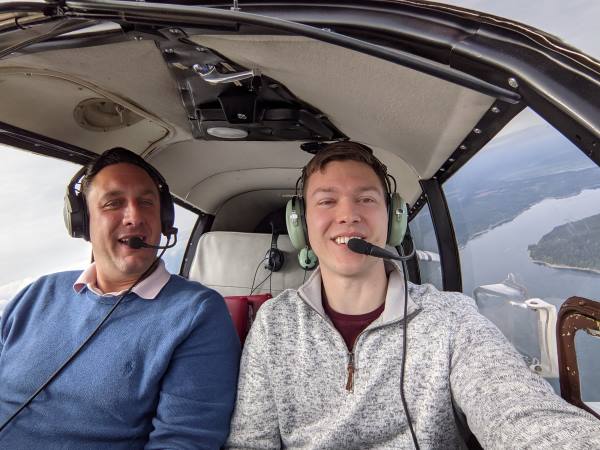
[347,238,414,261]
[126,232,177,250]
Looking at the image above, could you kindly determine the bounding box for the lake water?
[460,188,600,401]
[461,188,600,301]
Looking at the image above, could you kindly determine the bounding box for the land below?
[528,213,600,273]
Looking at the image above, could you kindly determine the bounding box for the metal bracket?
[523,298,559,378]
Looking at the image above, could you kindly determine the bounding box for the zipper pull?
[346,353,355,392]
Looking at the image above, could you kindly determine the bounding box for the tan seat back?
[188,231,307,297]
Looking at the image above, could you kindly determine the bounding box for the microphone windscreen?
[347,238,372,255]
[127,237,145,249]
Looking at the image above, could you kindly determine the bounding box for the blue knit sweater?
[0,271,240,449]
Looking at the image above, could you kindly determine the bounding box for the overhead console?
[156,28,345,142]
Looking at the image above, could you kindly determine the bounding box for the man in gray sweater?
[226,142,599,449]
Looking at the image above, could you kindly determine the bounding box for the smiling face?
[86,163,162,292]
[305,160,389,281]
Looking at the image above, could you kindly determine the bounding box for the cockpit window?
[444,108,600,412]
[0,145,91,311]
[410,207,443,290]
[162,206,198,274]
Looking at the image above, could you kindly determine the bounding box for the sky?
[1,0,598,303]
[444,0,600,59]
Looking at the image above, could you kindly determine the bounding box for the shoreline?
[530,258,600,275]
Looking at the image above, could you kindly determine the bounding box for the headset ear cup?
[160,189,176,236]
[266,248,285,272]
[63,190,89,240]
[64,166,90,241]
[80,194,89,240]
[298,247,318,270]
[387,193,408,246]
[286,197,307,250]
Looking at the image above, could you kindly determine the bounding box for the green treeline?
[528,213,600,272]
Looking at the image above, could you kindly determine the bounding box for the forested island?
[528,213,600,273]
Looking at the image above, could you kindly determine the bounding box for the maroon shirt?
[322,295,385,351]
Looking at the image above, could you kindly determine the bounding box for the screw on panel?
[169,28,180,34]
[491,106,500,113]
[508,77,519,88]
[237,113,247,120]
[164,48,174,54]
[195,47,206,52]
[459,144,467,150]
[448,158,455,162]
[473,128,482,134]
[133,36,143,41]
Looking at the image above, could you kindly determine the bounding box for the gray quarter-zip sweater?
[226,263,600,449]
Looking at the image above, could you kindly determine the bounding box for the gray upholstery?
[188,231,308,297]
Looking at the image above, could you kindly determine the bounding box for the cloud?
[0,145,90,285]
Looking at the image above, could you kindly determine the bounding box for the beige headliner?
[0,32,495,215]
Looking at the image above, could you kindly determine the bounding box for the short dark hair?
[301,141,391,196]
[81,147,164,197]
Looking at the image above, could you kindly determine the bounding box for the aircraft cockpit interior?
[0,1,599,447]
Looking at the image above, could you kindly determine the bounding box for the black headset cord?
[0,241,171,434]
[397,243,420,450]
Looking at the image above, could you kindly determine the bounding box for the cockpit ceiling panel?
[150,140,422,213]
[0,40,192,141]
[190,35,496,178]
[0,68,172,154]
[0,31,495,212]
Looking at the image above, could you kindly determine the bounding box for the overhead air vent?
[0,68,173,153]
[74,98,144,132]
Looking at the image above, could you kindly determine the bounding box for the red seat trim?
[224,294,272,344]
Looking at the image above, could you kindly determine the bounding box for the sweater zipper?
[298,292,392,394]
[345,331,364,393]
[309,308,362,394]
[346,351,355,392]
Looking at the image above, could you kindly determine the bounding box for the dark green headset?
[285,168,408,270]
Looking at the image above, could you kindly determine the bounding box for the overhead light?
[207,127,248,139]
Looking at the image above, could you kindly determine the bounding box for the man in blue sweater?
[0,148,240,449]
